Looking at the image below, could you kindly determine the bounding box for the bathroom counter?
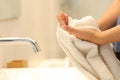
[0,67,88,80]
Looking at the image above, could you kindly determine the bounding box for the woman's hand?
[62,25,99,42]
[56,12,69,26]
[56,12,100,44]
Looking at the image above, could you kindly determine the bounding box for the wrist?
[94,32,107,45]
[89,31,104,45]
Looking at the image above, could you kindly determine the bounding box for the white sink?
[0,67,88,80]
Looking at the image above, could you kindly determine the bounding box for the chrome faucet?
[0,37,40,53]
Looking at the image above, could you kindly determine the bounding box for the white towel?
[56,16,120,80]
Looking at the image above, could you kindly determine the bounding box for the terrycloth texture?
[56,16,120,80]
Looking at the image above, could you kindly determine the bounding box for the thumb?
[62,25,78,34]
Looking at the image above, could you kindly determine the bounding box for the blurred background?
[0,0,113,68]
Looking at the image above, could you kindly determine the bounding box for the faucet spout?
[0,37,40,53]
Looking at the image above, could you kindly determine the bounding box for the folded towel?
[56,16,120,80]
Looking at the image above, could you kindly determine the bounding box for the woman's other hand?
[56,12,69,26]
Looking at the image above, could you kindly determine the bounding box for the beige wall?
[60,0,113,19]
[0,0,63,68]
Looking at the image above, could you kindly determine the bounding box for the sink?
[0,67,88,80]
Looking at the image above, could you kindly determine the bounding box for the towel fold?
[56,16,120,80]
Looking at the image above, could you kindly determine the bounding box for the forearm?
[59,24,120,45]
[93,25,120,45]
[98,0,120,31]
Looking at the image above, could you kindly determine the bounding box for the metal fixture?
[0,37,40,53]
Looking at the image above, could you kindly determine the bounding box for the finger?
[60,12,67,24]
[56,14,66,26]
[64,13,69,25]
[60,12,69,25]
[62,25,78,35]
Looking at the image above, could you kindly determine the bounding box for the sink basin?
[0,67,88,80]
